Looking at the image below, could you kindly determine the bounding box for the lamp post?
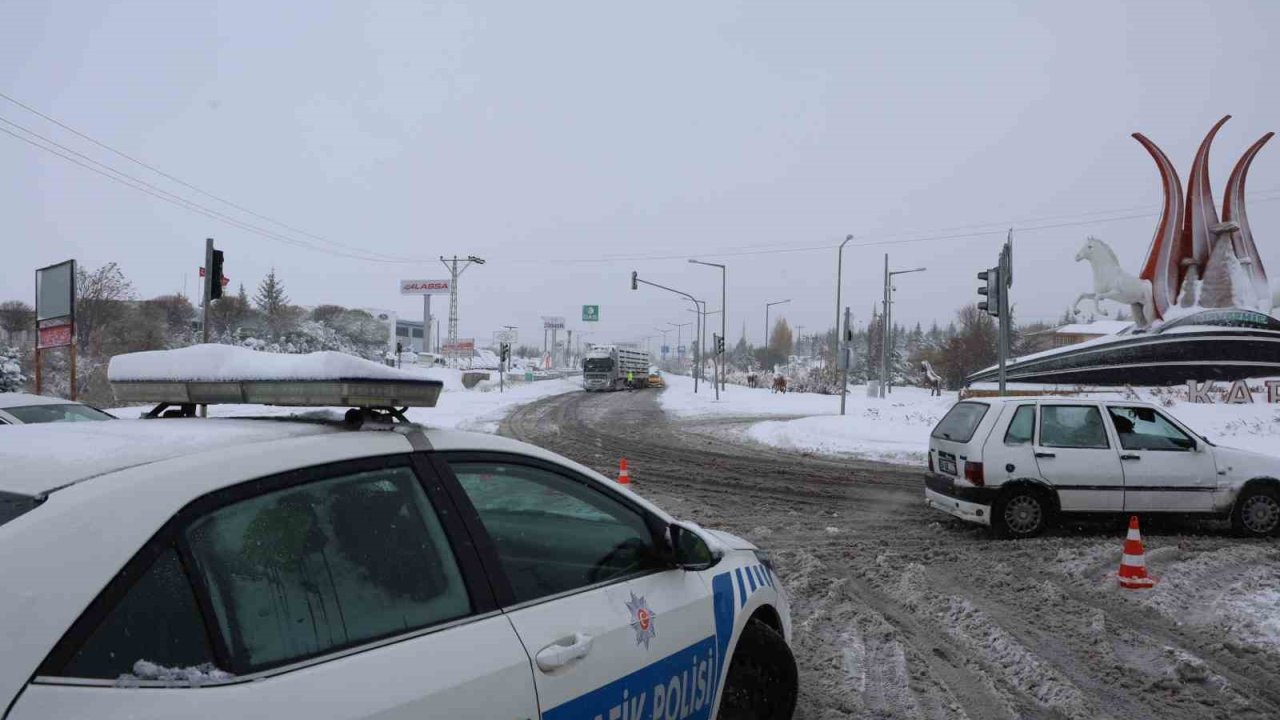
[836,234,853,414]
[632,271,703,393]
[764,299,791,372]
[689,259,726,392]
[880,260,927,396]
[668,322,691,370]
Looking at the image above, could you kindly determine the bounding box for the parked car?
[0,379,795,719]
[926,397,1280,538]
[0,392,115,425]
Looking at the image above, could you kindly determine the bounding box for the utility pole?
[689,259,727,391]
[439,255,485,367]
[764,299,791,372]
[632,271,703,392]
[883,260,928,396]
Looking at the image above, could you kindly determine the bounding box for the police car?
[926,396,1280,538]
[0,348,796,720]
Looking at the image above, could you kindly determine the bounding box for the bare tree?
[76,263,135,354]
[0,300,34,338]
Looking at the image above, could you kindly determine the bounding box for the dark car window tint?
[931,402,989,443]
[186,467,470,674]
[448,461,657,604]
[1039,405,1110,449]
[1107,406,1195,451]
[6,403,114,424]
[1004,405,1036,445]
[60,548,216,680]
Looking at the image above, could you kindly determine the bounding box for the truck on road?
[582,345,651,391]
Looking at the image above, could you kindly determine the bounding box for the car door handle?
[1120,454,1140,461]
[1034,451,1056,459]
[535,633,594,672]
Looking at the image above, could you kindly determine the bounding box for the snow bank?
[108,344,424,383]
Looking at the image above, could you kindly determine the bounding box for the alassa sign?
[1187,379,1280,404]
[400,279,451,295]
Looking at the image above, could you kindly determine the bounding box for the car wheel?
[993,487,1050,539]
[718,618,798,720]
[1232,485,1280,538]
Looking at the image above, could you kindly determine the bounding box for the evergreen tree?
[254,269,294,338]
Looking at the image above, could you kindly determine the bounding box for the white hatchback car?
[926,397,1280,538]
[0,416,795,719]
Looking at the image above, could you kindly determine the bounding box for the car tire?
[992,486,1051,539]
[1232,484,1280,538]
[718,618,798,720]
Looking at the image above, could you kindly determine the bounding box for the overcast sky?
[3,1,1278,350]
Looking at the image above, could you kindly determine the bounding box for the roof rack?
[111,378,443,428]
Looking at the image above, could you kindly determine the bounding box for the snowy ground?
[108,366,581,434]
[660,374,1280,465]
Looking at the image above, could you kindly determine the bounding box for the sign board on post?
[34,259,77,399]
[582,305,599,322]
[441,339,476,354]
[399,279,452,295]
[542,316,566,330]
[494,330,517,345]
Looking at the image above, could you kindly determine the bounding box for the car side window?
[57,548,216,680]
[185,466,471,674]
[1004,405,1036,445]
[1106,406,1196,451]
[446,460,659,605]
[1039,405,1110,449]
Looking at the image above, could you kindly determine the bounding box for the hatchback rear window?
[0,491,44,527]
[931,402,990,443]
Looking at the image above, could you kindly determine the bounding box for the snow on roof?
[1054,320,1133,335]
[108,344,425,383]
[0,419,344,496]
[0,392,82,410]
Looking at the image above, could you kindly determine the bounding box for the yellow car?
[648,372,665,388]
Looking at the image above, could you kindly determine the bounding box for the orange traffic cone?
[618,458,632,485]
[1118,515,1157,589]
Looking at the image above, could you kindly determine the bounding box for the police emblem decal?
[626,592,657,650]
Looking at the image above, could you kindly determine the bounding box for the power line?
[0,92,420,262]
[0,115,424,263]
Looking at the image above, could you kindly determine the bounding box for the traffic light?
[715,334,725,355]
[977,266,1001,317]
[209,249,225,300]
[500,343,510,363]
[630,271,638,290]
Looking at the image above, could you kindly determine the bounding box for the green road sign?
[582,304,599,322]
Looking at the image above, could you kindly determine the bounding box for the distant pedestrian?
[626,370,635,391]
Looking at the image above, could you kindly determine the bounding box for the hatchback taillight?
[964,461,985,487]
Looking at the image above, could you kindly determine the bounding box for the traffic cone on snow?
[617,458,632,485]
[1118,515,1157,590]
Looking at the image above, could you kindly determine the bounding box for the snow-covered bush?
[0,346,25,392]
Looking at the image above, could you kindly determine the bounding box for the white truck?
[582,345,651,391]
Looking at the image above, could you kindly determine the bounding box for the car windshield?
[5,403,114,424]
[931,402,989,443]
[584,358,613,372]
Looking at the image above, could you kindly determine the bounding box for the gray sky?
[3,1,1278,349]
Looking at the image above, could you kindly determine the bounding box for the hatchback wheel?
[993,487,1050,539]
[1232,485,1280,538]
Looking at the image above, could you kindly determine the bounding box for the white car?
[0,407,795,718]
[926,396,1280,538]
[0,392,115,425]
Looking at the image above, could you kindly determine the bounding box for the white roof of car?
[0,392,80,410]
[963,396,1155,406]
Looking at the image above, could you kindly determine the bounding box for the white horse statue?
[1073,237,1156,329]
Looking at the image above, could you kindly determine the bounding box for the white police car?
[0,348,795,720]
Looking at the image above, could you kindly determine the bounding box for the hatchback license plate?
[939,456,957,475]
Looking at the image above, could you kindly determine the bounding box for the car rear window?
[5,403,114,424]
[931,402,990,443]
[0,491,44,527]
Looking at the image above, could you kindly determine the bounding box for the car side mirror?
[667,522,719,571]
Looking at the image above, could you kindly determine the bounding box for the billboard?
[36,259,75,322]
[582,305,599,322]
[542,316,566,330]
[400,279,452,295]
[442,339,476,354]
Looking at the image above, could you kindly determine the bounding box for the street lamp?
[880,260,927,396]
[764,299,791,372]
[689,259,727,392]
[668,322,691,366]
[836,234,853,415]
